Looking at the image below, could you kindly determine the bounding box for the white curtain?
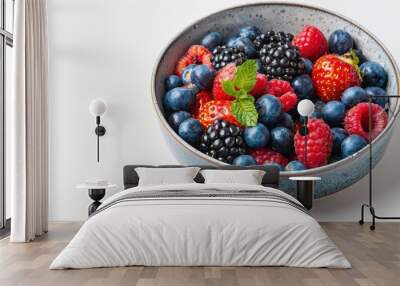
[9,0,48,242]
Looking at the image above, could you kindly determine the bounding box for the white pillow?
[135,167,200,186]
[200,169,266,185]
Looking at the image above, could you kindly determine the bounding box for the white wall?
[48,0,400,221]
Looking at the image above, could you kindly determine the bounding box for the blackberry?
[253,31,294,50]
[211,45,247,70]
[258,42,305,81]
[199,120,246,163]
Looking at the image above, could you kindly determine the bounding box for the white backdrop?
[47,0,400,221]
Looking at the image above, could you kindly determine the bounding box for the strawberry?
[312,54,361,102]
[279,92,298,112]
[294,118,332,168]
[251,73,268,97]
[198,100,240,128]
[265,79,294,96]
[175,45,213,76]
[292,25,328,62]
[192,91,212,118]
[212,64,237,100]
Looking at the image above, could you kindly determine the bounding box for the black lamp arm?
[94,116,106,163]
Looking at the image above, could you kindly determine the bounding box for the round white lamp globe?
[89,98,107,117]
[297,99,315,117]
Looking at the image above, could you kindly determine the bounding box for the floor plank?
[0,222,399,286]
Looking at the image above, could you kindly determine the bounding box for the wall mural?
[151,3,399,198]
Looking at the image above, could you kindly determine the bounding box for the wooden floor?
[0,222,399,286]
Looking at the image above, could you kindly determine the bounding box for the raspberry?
[292,26,328,61]
[265,79,294,96]
[251,73,268,97]
[175,45,213,76]
[344,102,388,142]
[279,92,298,112]
[250,148,288,166]
[294,118,332,168]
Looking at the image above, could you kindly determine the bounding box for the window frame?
[0,0,13,233]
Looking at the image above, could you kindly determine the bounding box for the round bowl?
[151,2,400,198]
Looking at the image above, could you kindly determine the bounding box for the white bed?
[50,183,350,269]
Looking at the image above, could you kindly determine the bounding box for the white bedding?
[50,183,350,269]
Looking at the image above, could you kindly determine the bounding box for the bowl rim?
[151,1,400,175]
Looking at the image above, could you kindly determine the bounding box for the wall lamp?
[297,99,315,165]
[89,98,107,162]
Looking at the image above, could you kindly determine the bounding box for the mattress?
[50,183,350,269]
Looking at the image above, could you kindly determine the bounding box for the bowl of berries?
[152,3,399,198]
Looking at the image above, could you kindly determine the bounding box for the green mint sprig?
[222,59,258,127]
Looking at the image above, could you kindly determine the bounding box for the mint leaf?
[234,59,257,93]
[232,96,258,127]
[222,80,238,98]
[237,89,251,101]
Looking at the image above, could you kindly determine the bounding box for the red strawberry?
[344,103,388,142]
[279,92,298,112]
[294,118,332,168]
[212,64,237,100]
[175,45,213,76]
[265,79,294,96]
[251,73,268,97]
[192,91,212,118]
[198,100,240,128]
[250,149,288,166]
[292,25,328,61]
[312,54,361,102]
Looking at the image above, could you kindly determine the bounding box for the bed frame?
[123,165,280,190]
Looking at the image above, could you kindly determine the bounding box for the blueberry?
[264,162,284,171]
[270,127,293,156]
[178,118,203,145]
[243,123,270,149]
[233,37,257,58]
[341,86,368,107]
[331,127,348,154]
[322,101,346,127]
[277,113,294,130]
[328,29,354,54]
[238,25,261,40]
[329,153,344,164]
[201,31,223,51]
[354,49,367,64]
[190,65,215,90]
[232,155,257,166]
[291,74,315,100]
[168,111,191,131]
[163,87,196,112]
[181,64,197,84]
[341,134,367,157]
[311,101,325,119]
[256,95,282,127]
[285,160,306,171]
[365,86,389,108]
[165,75,182,91]
[302,58,313,74]
[226,36,240,48]
[360,61,388,88]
